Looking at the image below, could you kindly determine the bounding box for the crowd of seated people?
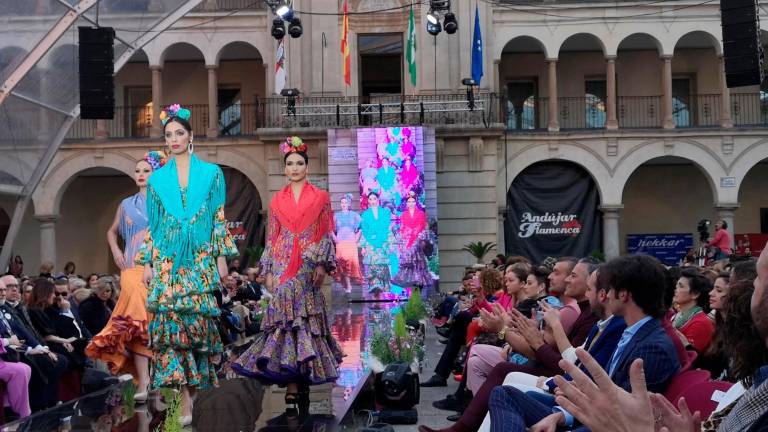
[0,256,269,424]
[419,247,768,432]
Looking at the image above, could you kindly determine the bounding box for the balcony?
[504,93,767,131]
[259,94,495,129]
[62,91,768,140]
[191,0,264,11]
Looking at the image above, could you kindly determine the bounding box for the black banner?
[505,162,601,262]
[222,167,263,268]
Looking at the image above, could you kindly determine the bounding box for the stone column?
[36,215,59,269]
[605,56,618,130]
[150,66,163,138]
[716,204,739,249]
[718,56,733,128]
[206,65,219,138]
[547,59,559,132]
[497,207,507,253]
[600,205,623,260]
[661,55,674,129]
[95,119,108,139]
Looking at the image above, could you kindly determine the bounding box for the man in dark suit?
[485,255,680,432]
[0,278,68,412]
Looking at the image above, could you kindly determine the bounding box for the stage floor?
[2,295,414,432]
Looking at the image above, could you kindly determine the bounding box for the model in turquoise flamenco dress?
[136,104,238,425]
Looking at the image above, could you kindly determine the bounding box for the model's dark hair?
[718,280,768,387]
[680,267,714,312]
[163,116,193,134]
[367,190,380,199]
[598,254,666,318]
[720,220,728,229]
[283,151,309,164]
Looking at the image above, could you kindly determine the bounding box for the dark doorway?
[359,34,403,100]
[218,87,242,136]
[506,80,538,129]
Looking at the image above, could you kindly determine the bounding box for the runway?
[2,289,414,432]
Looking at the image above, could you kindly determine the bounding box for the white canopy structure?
[0,0,202,268]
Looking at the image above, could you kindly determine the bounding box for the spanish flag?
[341,0,351,86]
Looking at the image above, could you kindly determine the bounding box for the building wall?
[619,164,716,254]
[57,175,135,275]
[436,134,499,287]
[735,162,768,233]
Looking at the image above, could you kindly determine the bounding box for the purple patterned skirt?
[232,270,344,387]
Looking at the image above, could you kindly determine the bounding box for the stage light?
[281,88,299,116]
[271,17,285,40]
[443,12,457,34]
[276,4,293,21]
[426,12,439,25]
[462,78,476,110]
[426,19,442,36]
[288,17,303,38]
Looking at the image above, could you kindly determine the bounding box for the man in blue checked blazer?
[488,255,680,432]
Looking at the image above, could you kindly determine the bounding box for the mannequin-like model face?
[164,120,192,156]
[406,196,416,210]
[134,160,153,188]
[284,152,308,183]
[340,198,350,211]
[368,193,379,208]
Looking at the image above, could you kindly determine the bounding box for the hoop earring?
[188,138,194,154]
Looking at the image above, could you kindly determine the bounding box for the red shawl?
[270,182,333,283]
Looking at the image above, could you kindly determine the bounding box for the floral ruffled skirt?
[232,269,343,386]
[147,262,223,390]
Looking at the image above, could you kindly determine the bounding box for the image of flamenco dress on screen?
[233,137,343,391]
[393,191,433,290]
[86,151,167,398]
[136,106,238,395]
[333,193,363,294]
[360,191,396,293]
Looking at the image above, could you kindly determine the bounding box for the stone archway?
[619,156,717,255]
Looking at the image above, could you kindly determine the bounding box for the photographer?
[707,219,733,260]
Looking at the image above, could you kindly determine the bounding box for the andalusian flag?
[406,6,416,86]
[341,0,351,86]
[275,39,286,94]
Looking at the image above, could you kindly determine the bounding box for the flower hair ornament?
[143,150,168,170]
[343,193,354,203]
[159,103,191,126]
[280,136,308,155]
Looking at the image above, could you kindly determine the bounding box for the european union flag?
[471,4,483,85]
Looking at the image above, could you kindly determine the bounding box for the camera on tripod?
[697,219,711,243]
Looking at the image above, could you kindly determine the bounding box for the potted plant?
[462,241,497,264]
[368,312,422,374]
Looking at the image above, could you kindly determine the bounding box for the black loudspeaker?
[720,0,764,88]
[79,27,115,119]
